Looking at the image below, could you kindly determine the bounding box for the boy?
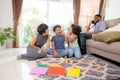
[47,25,68,58]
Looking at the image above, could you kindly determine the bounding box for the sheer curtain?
[79,0,100,31]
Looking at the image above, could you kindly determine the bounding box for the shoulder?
[33,33,38,38]
[52,35,56,38]
[96,21,106,27]
[97,21,106,25]
[51,35,56,40]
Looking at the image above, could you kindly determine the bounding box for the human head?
[71,24,81,36]
[37,23,49,35]
[53,25,62,35]
[94,14,102,22]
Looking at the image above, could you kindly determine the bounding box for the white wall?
[0,0,13,28]
[105,0,120,20]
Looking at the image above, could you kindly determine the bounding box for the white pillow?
[105,23,120,32]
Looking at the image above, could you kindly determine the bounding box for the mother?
[17,23,50,60]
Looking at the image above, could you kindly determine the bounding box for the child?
[67,24,82,59]
[47,25,69,58]
[17,23,50,60]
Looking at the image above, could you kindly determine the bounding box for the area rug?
[35,55,120,80]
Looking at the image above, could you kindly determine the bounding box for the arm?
[67,33,77,42]
[62,30,70,48]
[30,34,45,50]
[85,20,93,32]
[87,22,107,34]
[62,30,68,42]
[44,34,50,49]
[51,41,58,57]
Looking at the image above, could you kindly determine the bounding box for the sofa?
[86,18,120,63]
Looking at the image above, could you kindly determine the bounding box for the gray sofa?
[86,18,120,63]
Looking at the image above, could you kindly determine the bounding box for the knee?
[46,48,51,53]
[64,50,69,55]
[79,33,85,37]
[68,48,73,54]
[46,48,50,51]
[46,48,53,55]
[40,51,47,57]
[68,48,72,52]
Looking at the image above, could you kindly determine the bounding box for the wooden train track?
[39,58,101,70]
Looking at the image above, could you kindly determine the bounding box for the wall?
[0,0,13,28]
[105,0,120,20]
[0,0,13,48]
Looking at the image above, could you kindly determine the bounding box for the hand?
[67,45,70,49]
[53,52,58,58]
[40,47,45,51]
[90,20,93,24]
[62,30,65,35]
[68,27,72,35]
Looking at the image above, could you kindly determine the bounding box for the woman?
[67,24,82,59]
[17,23,50,60]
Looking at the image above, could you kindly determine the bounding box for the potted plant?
[0,28,16,49]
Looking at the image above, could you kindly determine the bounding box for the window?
[79,0,100,30]
[20,0,73,47]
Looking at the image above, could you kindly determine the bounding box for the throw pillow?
[92,31,120,44]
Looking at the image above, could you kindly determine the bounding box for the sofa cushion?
[92,31,120,44]
[86,39,120,55]
[105,23,120,32]
[104,18,120,28]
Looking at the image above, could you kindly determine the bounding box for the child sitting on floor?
[67,24,82,59]
[47,25,69,58]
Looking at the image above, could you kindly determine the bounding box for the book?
[48,64,61,67]
[66,68,80,77]
[47,66,65,76]
[37,63,49,68]
[30,66,48,75]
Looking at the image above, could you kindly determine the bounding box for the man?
[79,14,107,55]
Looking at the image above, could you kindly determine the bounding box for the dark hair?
[71,24,75,27]
[95,14,102,18]
[53,25,61,32]
[71,24,81,36]
[37,23,48,34]
[70,24,81,47]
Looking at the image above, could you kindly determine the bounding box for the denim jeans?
[46,48,68,58]
[68,47,81,59]
[79,33,92,55]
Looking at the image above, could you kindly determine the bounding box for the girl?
[67,24,82,59]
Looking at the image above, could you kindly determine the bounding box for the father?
[79,14,107,55]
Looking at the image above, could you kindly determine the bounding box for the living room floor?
[0,48,120,80]
[0,48,39,80]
